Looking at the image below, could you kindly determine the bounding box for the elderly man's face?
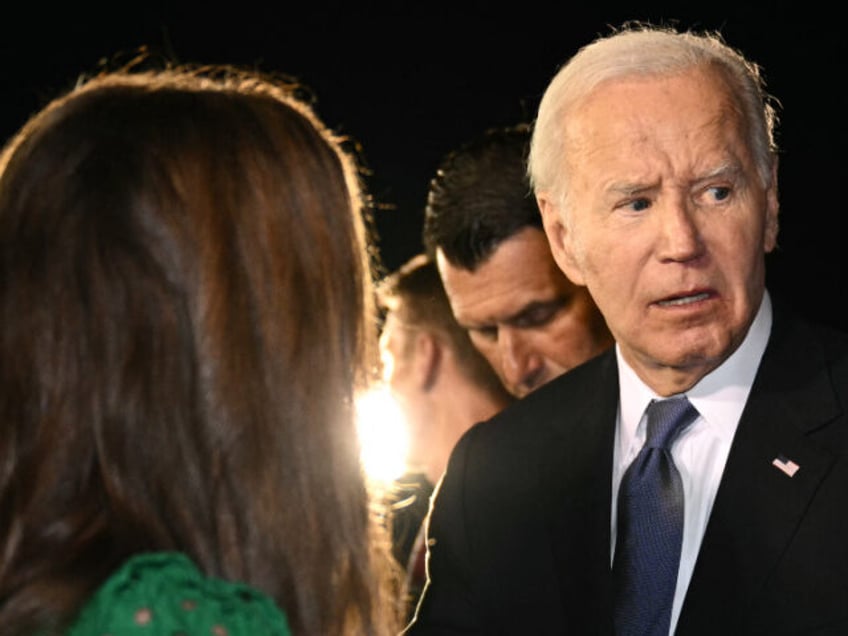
[540,66,779,395]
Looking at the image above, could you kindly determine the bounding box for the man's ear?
[412,331,441,391]
[763,157,780,253]
[537,193,585,285]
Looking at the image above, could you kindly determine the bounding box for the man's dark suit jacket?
[406,303,848,635]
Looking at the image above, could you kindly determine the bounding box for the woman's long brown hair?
[0,65,400,635]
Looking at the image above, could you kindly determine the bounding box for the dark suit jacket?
[406,303,848,635]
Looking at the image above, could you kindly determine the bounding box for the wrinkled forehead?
[563,67,748,172]
[573,66,739,133]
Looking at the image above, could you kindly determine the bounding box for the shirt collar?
[617,290,773,446]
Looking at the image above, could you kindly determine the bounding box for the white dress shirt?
[611,291,773,634]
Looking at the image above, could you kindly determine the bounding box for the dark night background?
[4,2,845,332]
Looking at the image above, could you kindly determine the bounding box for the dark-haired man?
[423,123,613,398]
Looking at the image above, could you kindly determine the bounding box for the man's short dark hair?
[423,123,542,271]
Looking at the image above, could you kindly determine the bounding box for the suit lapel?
[678,308,841,630]
[538,350,619,628]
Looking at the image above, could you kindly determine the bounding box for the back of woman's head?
[0,65,398,635]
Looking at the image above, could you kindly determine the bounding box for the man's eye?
[519,311,554,328]
[628,198,651,212]
[515,303,562,329]
[708,186,731,202]
[695,185,732,207]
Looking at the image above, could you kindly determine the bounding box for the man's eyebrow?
[604,162,743,197]
[503,297,567,326]
[459,296,568,331]
[607,181,660,197]
[694,161,742,183]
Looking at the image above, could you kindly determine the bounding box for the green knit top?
[66,552,291,636]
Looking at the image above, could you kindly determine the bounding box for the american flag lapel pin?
[772,454,800,477]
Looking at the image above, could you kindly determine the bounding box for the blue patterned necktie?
[613,396,698,636]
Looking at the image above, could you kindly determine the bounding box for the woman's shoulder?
[67,551,291,636]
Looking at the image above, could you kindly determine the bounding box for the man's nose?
[656,198,704,263]
[499,328,545,395]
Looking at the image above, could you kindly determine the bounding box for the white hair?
[528,23,779,216]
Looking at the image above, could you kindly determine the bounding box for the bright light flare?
[356,385,409,484]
